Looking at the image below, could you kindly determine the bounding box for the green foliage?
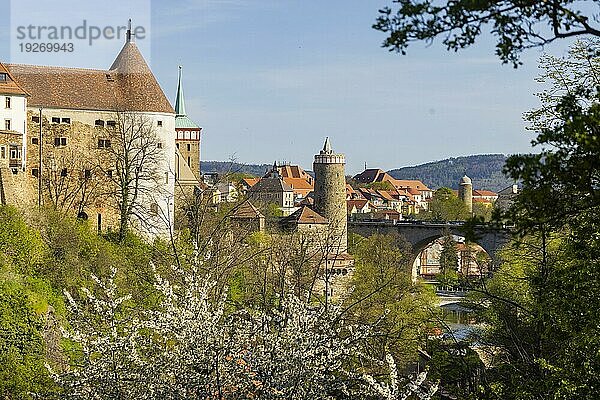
[0,284,55,399]
[420,187,469,221]
[373,1,600,67]
[427,340,484,398]
[364,181,395,190]
[478,40,600,398]
[0,206,166,399]
[436,234,459,286]
[264,202,284,218]
[348,234,435,368]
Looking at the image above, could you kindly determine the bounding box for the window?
[5,97,11,109]
[0,146,6,159]
[187,143,191,152]
[187,156,191,167]
[107,170,113,178]
[31,168,39,177]
[0,73,7,81]
[61,118,70,124]
[95,119,104,127]
[98,139,111,148]
[157,142,163,149]
[176,143,179,149]
[9,146,20,159]
[4,119,11,131]
[157,120,163,127]
[31,116,40,123]
[165,172,169,184]
[52,117,60,124]
[60,168,68,177]
[54,137,67,147]
[84,169,92,179]
[31,137,39,145]
[106,120,116,127]
[150,202,159,216]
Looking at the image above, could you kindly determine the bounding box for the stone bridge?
[348,220,511,264]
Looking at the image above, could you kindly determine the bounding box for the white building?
[0,64,28,171]
[3,33,176,237]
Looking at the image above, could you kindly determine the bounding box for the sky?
[0,0,576,174]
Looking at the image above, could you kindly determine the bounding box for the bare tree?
[101,112,166,241]
[43,149,106,218]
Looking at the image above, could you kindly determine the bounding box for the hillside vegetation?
[387,154,513,191]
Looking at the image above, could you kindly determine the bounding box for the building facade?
[1,33,177,237]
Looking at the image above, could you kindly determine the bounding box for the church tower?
[458,174,473,214]
[174,66,203,181]
[313,137,347,253]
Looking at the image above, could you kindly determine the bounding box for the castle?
[0,28,202,237]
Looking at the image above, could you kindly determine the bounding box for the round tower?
[458,174,473,214]
[313,137,347,253]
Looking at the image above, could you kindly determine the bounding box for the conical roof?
[175,66,186,116]
[173,66,201,129]
[109,41,174,113]
[321,137,332,154]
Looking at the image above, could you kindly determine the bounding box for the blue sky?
[0,0,575,174]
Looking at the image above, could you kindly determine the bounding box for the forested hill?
[202,161,272,177]
[387,154,514,191]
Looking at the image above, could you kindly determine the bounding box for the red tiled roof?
[231,201,264,219]
[0,62,29,96]
[278,164,311,180]
[473,189,498,197]
[242,177,260,187]
[395,180,431,191]
[283,206,328,224]
[6,42,174,113]
[283,177,313,190]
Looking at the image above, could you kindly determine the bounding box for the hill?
[387,154,514,192]
[202,161,272,177]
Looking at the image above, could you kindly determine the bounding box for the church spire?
[175,66,186,116]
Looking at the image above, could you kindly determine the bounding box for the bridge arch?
[348,221,511,273]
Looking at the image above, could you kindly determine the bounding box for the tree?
[437,233,460,287]
[42,149,107,219]
[348,234,436,369]
[421,187,468,221]
[51,266,439,399]
[102,112,166,241]
[469,40,600,398]
[524,39,600,132]
[373,1,600,66]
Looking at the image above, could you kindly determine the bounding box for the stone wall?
[313,161,347,253]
